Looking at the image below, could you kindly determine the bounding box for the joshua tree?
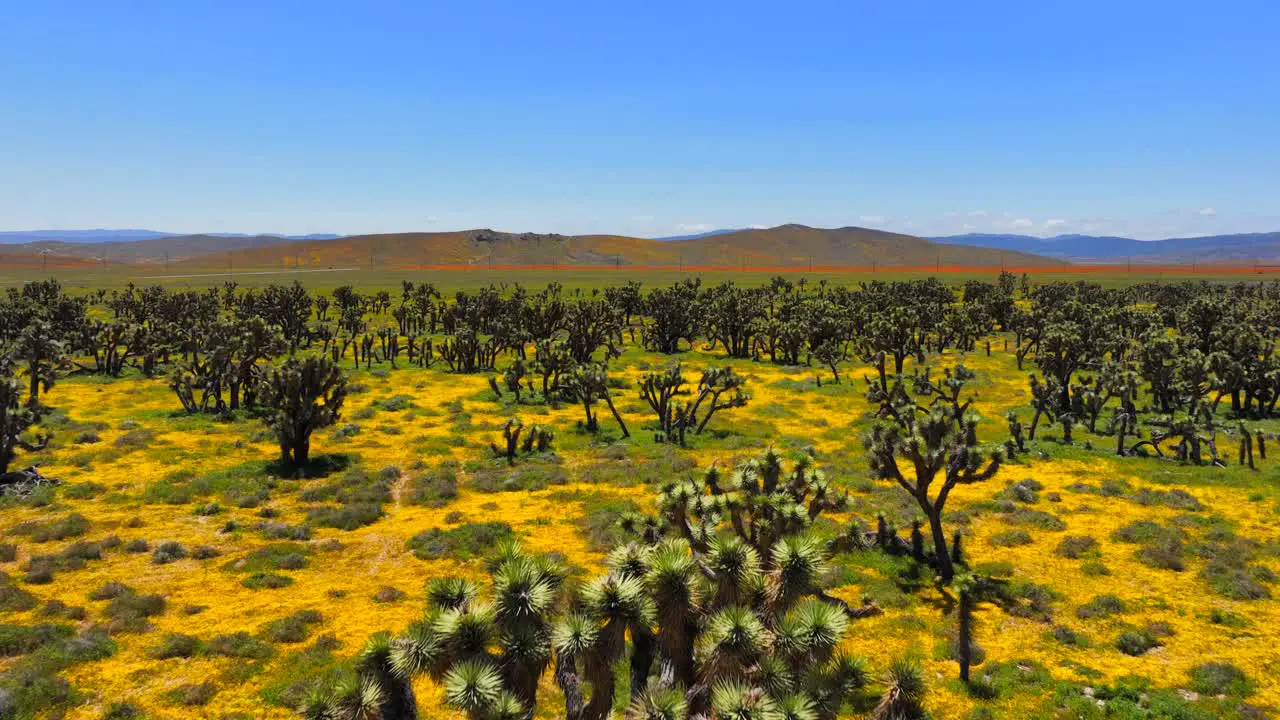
[489,417,553,464]
[15,321,63,405]
[0,353,48,474]
[555,363,629,437]
[256,355,347,467]
[863,368,1001,582]
[303,542,565,720]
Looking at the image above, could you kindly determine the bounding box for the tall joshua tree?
[256,355,347,467]
[863,366,1001,582]
[1,353,48,474]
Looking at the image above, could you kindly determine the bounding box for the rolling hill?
[162,224,1049,269]
[930,232,1280,264]
[0,234,329,265]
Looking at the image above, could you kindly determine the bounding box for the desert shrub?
[990,529,1033,547]
[165,682,216,706]
[242,573,293,590]
[0,572,37,611]
[405,462,459,507]
[114,428,156,450]
[192,545,221,560]
[223,543,311,574]
[89,582,133,601]
[1135,539,1186,571]
[0,626,115,718]
[300,467,391,530]
[102,701,145,719]
[0,623,74,656]
[124,538,149,553]
[1049,625,1089,647]
[1111,520,1182,545]
[1055,536,1098,559]
[1115,630,1160,656]
[103,591,166,633]
[375,395,413,411]
[193,502,223,516]
[372,586,405,603]
[73,430,101,445]
[470,461,567,492]
[37,600,86,620]
[405,522,513,560]
[1002,508,1066,531]
[1208,609,1249,628]
[256,521,311,540]
[331,423,361,440]
[260,610,322,643]
[149,632,203,659]
[9,513,91,543]
[1201,560,1271,600]
[1081,560,1110,576]
[306,502,383,530]
[206,631,275,659]
[1187,662,1253,696]
[151,541,188,564]
[62,482,105,499]
[0,542,16,562]
[1076,594,1126,619]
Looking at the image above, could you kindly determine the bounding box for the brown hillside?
[172,225,1049,269]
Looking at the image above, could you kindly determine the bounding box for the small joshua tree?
[555,363,629,438]
[256,355,347,467]
[490,417,553,464]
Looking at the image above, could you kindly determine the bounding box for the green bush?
[1187,662,1253,696]
[989,529,1033,547]
[0,623,74,656]
[260,610,323,643]
[406,462,460,507]
[151,541,188,564]
[0,542,16,562]
[102,592,166,633]
[405,522,514,560]
[165,682,216,706]
[1076,594,1126,619]
[1201,560,1270,600]
[0,572,36,611]
[1115,630,1160,656]
[222,543,311,574]
[206,631,275,660]
[150,633,203,659]
[1054,536,1098,559]
[9,513,91,543]
[89,582,133,601]
[372,586,405,603]
[242,573,293,590]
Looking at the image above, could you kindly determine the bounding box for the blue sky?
[2,1,1277,239]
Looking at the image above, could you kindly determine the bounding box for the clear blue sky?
[2,1,1277,239]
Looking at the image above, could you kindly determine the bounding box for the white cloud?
[962,223,977,231]
[1199,207,1218,216]
[1045,218,1067,228]
[676,223,713,232]
[1011,218,1034,228]
[859,215,885,224]
[746,224,769,229]
[968,210,988,217]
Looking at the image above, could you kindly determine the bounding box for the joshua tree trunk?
[927,509,955,582]
[958,588,973,683]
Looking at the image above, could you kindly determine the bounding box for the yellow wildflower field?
[3,338,1278,720]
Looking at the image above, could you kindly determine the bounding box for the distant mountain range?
[652,228,748,242]
[928,232,1280,263]
[125,224,1040,269]
[6,225,1280,270]
[0,229,342,245]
